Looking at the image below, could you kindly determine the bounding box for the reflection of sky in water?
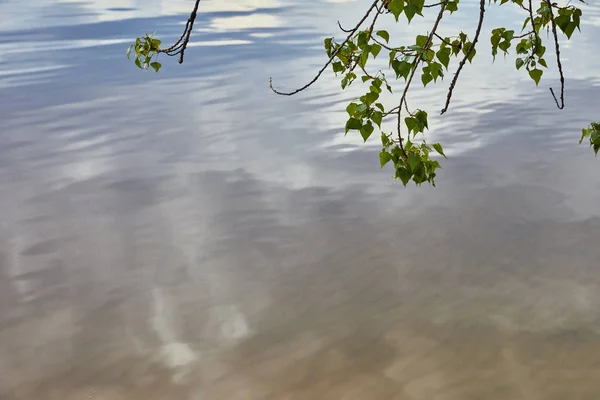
[2,1,600,398]
[0,0,599,185]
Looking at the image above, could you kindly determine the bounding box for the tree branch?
[440,0,485,115]
[546,0,565,109]
[269,0,381,96]
[159,0,202,64]
[397,0,449,157]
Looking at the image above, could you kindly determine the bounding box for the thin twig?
[440,0,485,115]
[158,0,202,63]
[270,0,381,96]
[527,0,540,56]
[371,36,414,54]
[513,30,534,39]
[177,0,202,63]
[433,32,453,46]
[337,20,353,33]
[397,0,449,157]
[546,0,565,109]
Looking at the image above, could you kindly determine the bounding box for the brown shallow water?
[2,0,600,399]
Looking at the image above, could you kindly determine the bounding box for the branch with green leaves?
[128,0,597,186]
[127,0,202,72]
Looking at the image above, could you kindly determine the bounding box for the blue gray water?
[1,0,600,398]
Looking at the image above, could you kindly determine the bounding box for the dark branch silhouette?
[397,0,449,156]
[440,0,485,115]
[269,0,381,96]
[546,0,565,109]
[159,0,202,64]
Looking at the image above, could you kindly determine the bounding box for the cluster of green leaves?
[127,33,162,72]
[386,0,459,22]
[379,111,447,186]
[321,0,594,185]
[580,122,600,155]
[130,0,596,185]
[492,0,585,86]
[323,1,480,185]
[325,27,450,186]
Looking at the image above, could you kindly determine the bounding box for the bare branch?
[337,20,353,33]
[159,0,202,64]
[433,32,453,46]
[440,0,485,115]
[546,0,565,109]
[270,0,381,96]
[424,2,444,7]
[513,30,534,39]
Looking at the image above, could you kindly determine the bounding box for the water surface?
[1,0,600,398]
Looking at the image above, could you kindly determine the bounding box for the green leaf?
[446,1,458,13]
[425,49,435,62]
[345,118,362,134]
[407,154,421,172]
[365,91,379,106]
[346,102,358,116]
[404,3,418,22]
[515,57,525,70]
[538,58,548,68]
[387,0,404,21]
[432,143,447,158]
[416,35,428,49]
[554,14,570,35]
[380,150,393,168]
[529,68,543,86]
[376,30,390,43]
[357,31,369,47]
[324,37,333,53]
[371,111,383,128]
[396,167,412,186]
[436,47,451,69]
[502,30,514,42]
[126,45,133,60]
[356,103,368,114]
[381,132,391,147]
[332,61,344,73]
[371,43,382,58]
[564,22,577,39]
[134,57,142,69]
[405,116,423,135]
[360,48,370,67]
[150,62,161,72]
[463,42,476,63]
[580,127,592,144]
[360,122,374,142]
[421,71,433,86]
[415,110,428,130]
[428,62,442,82]
[392,60,412,80]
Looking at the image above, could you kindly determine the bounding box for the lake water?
[1,0,600,398]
